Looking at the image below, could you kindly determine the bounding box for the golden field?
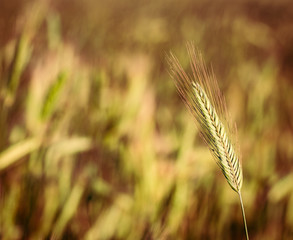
[0,0,292,239]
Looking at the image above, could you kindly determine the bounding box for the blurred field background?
[0,0,293,239]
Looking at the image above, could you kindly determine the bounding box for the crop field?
[0,0,293,239]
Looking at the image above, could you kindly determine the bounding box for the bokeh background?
[0,0,293,239]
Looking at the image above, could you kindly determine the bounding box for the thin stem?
[238,191,249,240]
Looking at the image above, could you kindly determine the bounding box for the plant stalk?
[238,192,249,240]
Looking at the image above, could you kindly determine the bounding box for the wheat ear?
[168,43,249,240]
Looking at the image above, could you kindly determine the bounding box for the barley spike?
[168,42,249,240]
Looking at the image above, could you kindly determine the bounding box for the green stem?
[238,191,249,240]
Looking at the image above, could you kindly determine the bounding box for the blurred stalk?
[0,34,30,150]
[7,34,30,103]
[0,137,41,171]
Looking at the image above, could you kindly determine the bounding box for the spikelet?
[168,42,249,239]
